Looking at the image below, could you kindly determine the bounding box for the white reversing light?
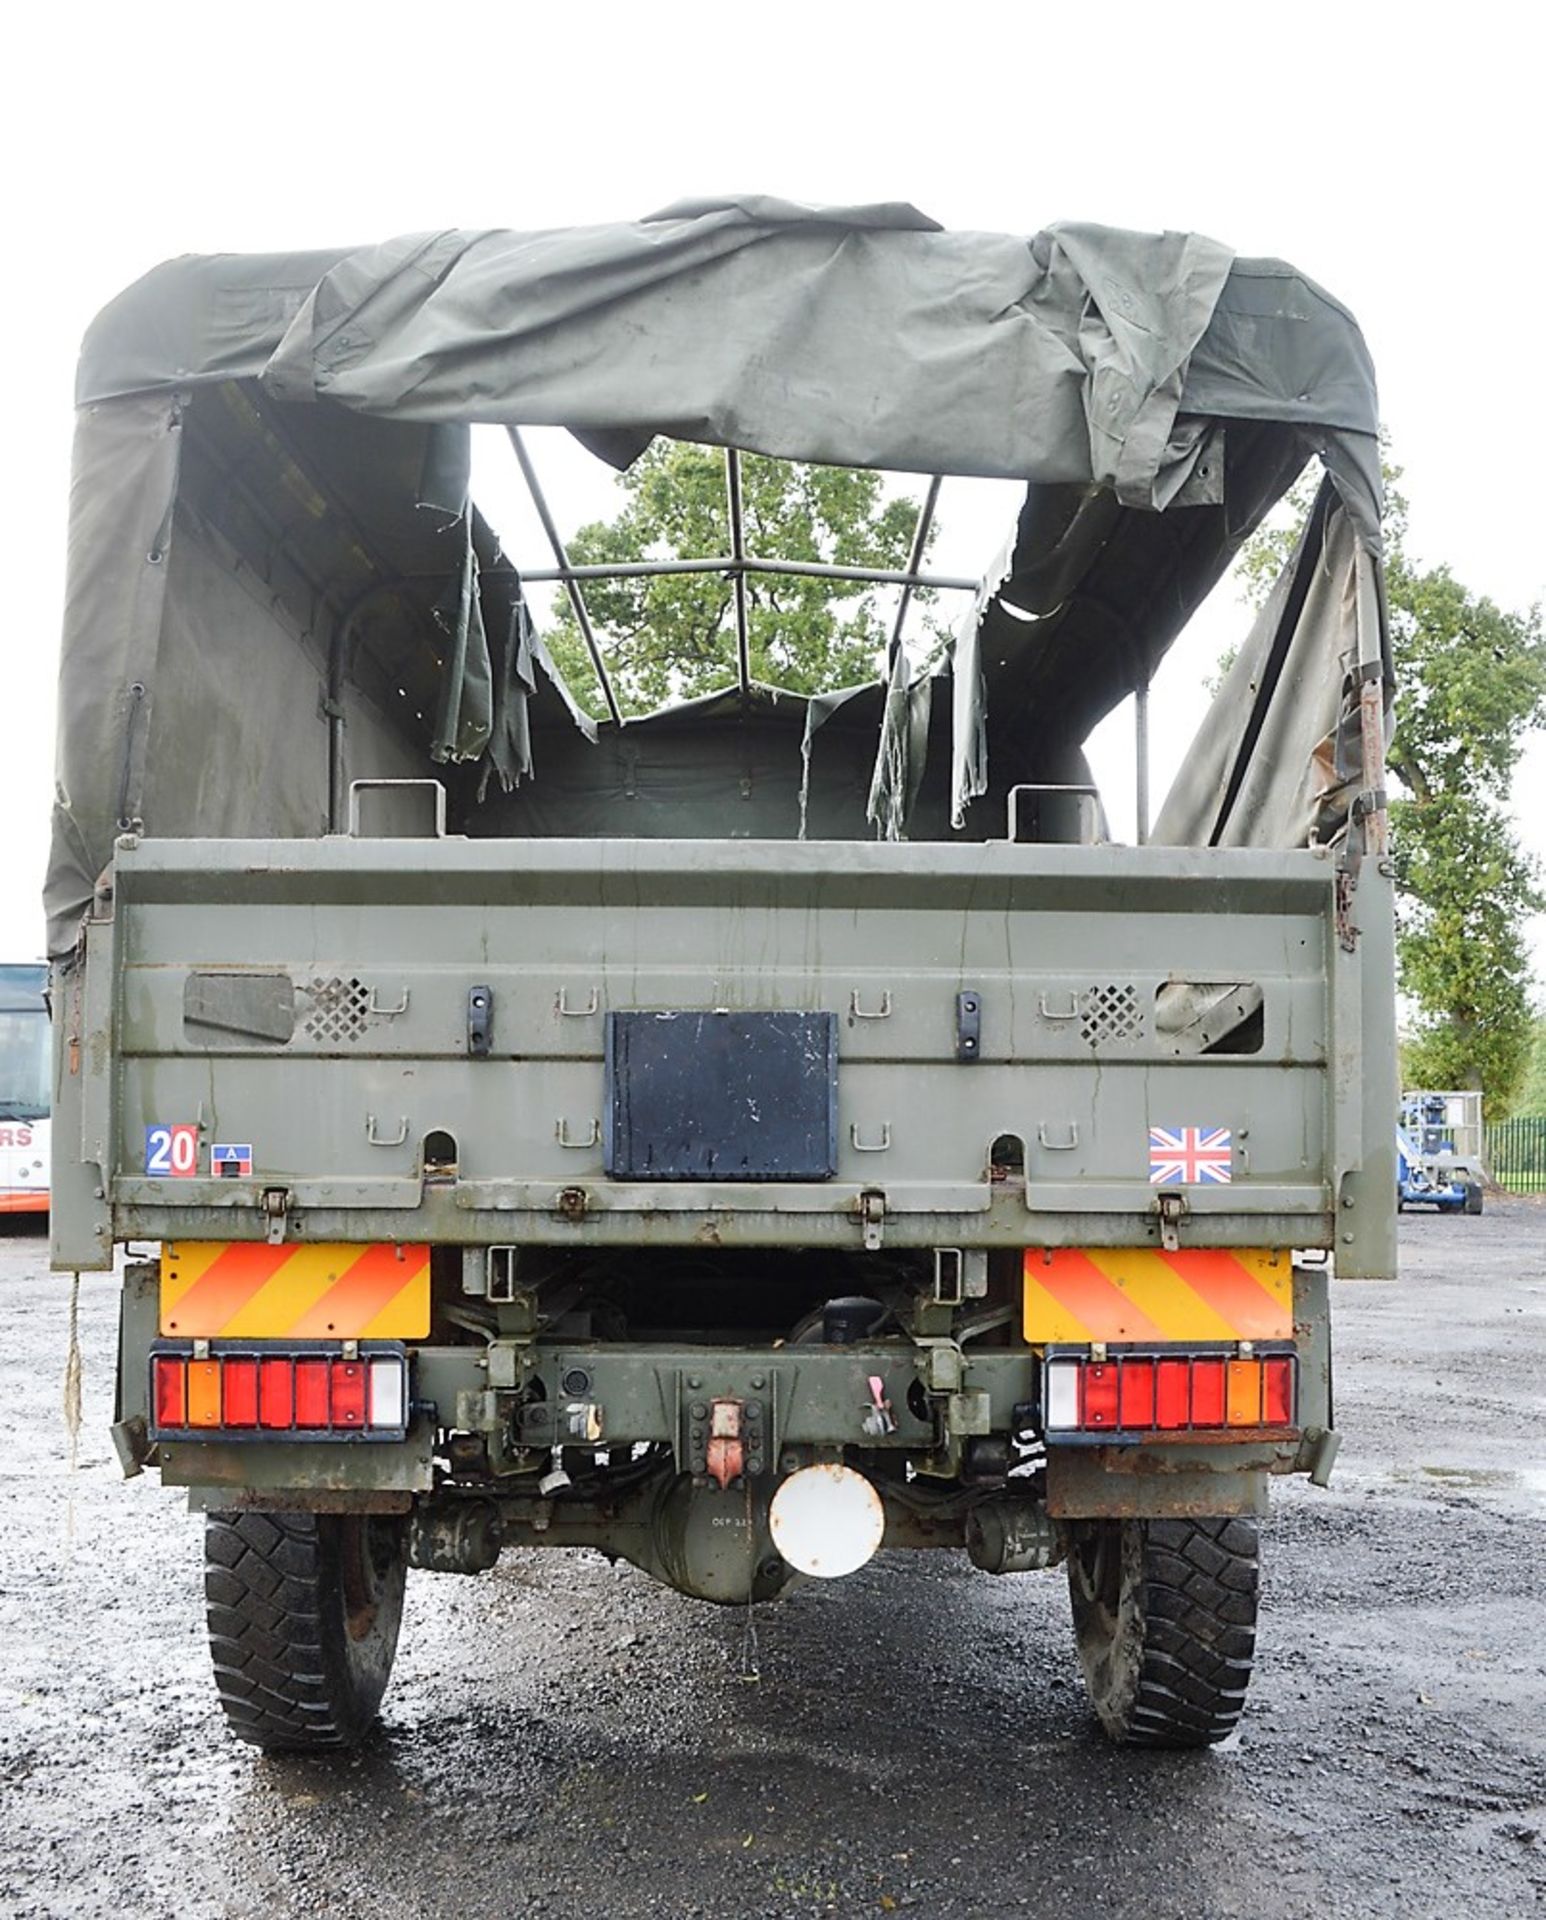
[368,1356,406,1429]
[1043,1358,1081,1431]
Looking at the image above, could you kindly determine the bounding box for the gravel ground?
[1,1203,1543,1920]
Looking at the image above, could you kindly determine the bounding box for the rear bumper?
[114,1258,1335,1523]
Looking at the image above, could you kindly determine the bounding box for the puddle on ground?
[1411,1465,1546,1507]
[1336,1461,1546,1513]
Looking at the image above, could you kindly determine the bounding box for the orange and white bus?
[0,964,49,1215]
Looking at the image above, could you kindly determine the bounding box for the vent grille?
[1080,983,1142,1047]
[305,976,372,1045]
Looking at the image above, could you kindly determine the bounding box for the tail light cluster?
[1043,1348,1296,1438]
[149,1346,408,1441]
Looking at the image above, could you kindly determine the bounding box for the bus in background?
[0,964,49,1217]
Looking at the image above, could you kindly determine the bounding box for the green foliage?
[1395,793,1540,1110]
[1389,557,1546,1116]
[1237,446,1546,1118]
[1514,1019,1546,1117]
[1234,455,1411,601]
[1203,643,1238,698]
[543,442,940,719]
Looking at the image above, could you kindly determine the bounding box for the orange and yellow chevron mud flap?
[160,1242,430,1340]
[1022,1247,1293,1344]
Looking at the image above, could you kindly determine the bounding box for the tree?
[543,442,942,719]
[1512,1018,1546,1118]
[1239,451,1546,1118]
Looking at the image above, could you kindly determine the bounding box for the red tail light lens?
[1190,1358,1226,1426]
[1044,1350,1297,1437]
[149,1349,409,1440]
[259,1357,294,1429]
[293,1359,331,1429]
[329,1360,366,1427]
[1117,1359,1155,1427]
[153,1355,186,1429]
[1155,1357,1190,1428]
[1082,1363,1119,1429]
[221,1358,259,1428]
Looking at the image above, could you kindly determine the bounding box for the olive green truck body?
[48,209,1395,1748]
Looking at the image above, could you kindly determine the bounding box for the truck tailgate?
[56,836,1395,1271]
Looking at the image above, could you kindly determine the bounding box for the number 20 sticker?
[145,1123,199,1177]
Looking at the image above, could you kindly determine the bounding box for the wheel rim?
[1069,1522,1122,1637]
[340,1515,400,1642]
[1068,1520,1144,1730]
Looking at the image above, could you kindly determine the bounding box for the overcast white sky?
[2,2,1542,976]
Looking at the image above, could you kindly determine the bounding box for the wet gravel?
[1,1203,1543,1920]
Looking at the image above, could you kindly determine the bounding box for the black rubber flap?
[604,1011,838,1181]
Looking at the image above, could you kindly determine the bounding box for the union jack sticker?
[1149,1125,1233,1185]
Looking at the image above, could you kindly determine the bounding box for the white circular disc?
[769,1463,885,1579]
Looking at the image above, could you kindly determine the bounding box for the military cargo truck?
[48,204,1396,1751]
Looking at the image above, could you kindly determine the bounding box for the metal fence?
[1486,1117,1546,1193]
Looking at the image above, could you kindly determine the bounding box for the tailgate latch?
[260,1185,292,1245]
[856,1188,886,1251]
[467,984,494,1058]
[955,989,983,1062]
[1151,1190,1187,1252]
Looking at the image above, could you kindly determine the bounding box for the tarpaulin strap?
[1335,786,1386,950]
[1343,657,1389,698]
[114,682,147,830]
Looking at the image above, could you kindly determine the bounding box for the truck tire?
[1066,1515,1258,1748]
[204,1510,408,1751]
[1464,1181,1484,1215]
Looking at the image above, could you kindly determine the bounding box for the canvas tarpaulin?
[46,392,182,943]
[50,200,1385,953]
[78,202,1380,533]
[1153,480,1389,850]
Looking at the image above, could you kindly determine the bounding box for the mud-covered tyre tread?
[1127,1517,1258,1747]
[1070,1515,1259,1750]
[204,1510,404,1753]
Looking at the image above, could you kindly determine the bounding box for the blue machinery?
[1396,1092,1484,1214]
